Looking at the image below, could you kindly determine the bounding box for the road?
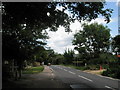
[3,65,119,90]
[49,65,120,90]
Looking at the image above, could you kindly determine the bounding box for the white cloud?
[89,18,106,24]
[46,26,75,54]
[46,17,115,54]
[70,20,83,32]
[88,17,117,25]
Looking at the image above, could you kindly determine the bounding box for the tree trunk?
[18,69,22,79]
[14,69,18,80]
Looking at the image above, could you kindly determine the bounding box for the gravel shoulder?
[83,69,106,75]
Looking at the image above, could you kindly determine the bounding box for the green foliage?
[51,53,65,65]
[87,64,100,70]
[58,2,113,23]
[112,35,120,54]
[74,66,89,70]
[88,53,118,64]
[22,66,44,74]
[63,49,75,64]
[102,65,120,79]
[2,2,112,31]
[73,23,111,63]
[32,62,41,67]
[102,57,120,79]
[2,2,112,63]
[99,53,117,64]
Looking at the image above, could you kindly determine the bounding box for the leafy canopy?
[112,35,120,54]
[2,2,113,62]
[72,23,111,59]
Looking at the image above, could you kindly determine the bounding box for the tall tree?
[63,49,75,64]
[112,35,120,55]
[72,23,111,61]
[52,53,65,65]
[2,2,113,61]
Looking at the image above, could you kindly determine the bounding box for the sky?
[45,1,120,54]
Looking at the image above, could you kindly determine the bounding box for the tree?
[48,53,64,65]
[2,2,113,61]
[72,23,111,62]
[63,49,75,64]
[112,35,120,55]
[2,2,113,31]
[101,35,120,79]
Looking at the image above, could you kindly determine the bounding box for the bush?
[102,65,120,79]
[87,65,100,70]
[75,66,89,70]
[102,64,109,69]
[32,62,40,67]
[99,53,118,64]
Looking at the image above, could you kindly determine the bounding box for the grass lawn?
[22,66,44,74]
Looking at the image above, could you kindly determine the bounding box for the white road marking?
[78,75,93,82]
[57,67,62,70]
[69,71,76,75]
[97,75,120,81]
[64,69,68,71]
[50,68,54,72]
[82,70,120,81]
[105,86,115,90]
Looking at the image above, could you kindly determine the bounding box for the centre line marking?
[78,75,93,82]
[69,71,76,75]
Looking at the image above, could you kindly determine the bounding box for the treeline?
[50,23,120,66]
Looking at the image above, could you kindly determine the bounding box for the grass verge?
[22,66,44,74]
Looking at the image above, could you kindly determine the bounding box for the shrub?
[32,62,40,67]
[87,64,100,70]
[102,65,120,79]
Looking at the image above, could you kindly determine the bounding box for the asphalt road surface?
[49,65,120,90]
